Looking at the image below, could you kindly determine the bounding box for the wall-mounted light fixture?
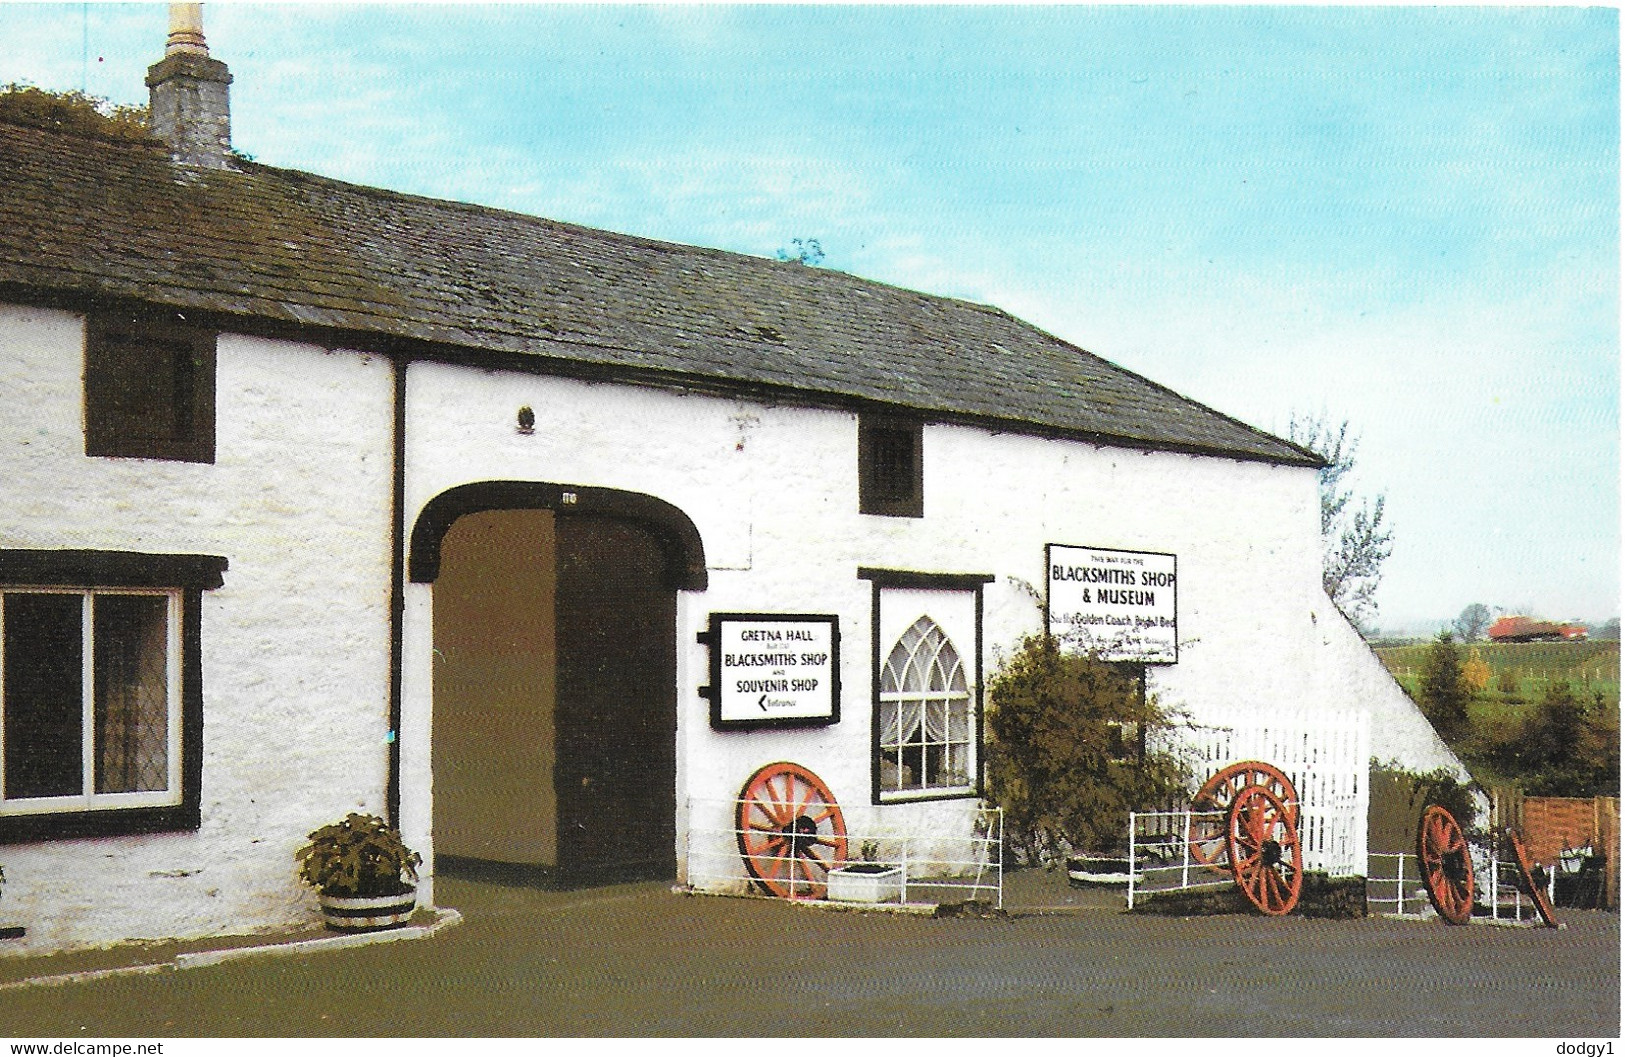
[516,406,536,435]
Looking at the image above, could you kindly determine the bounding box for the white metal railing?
[1127,807,1236,910]
[1127,793,1362,909]
[685,798,1003,909]
[1366,852,1429,916]
[1366,850,1557,924]
[1487,851,1556,925]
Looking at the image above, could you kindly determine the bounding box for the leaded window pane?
[94,595,169,794]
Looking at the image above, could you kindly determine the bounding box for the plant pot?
[1067,856,1132,886]
[826,864,904,904]
[318,886,417,931]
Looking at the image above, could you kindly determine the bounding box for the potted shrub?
[296,812,422,931]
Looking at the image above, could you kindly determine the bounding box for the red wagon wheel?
[1189,760,1299,871]
[735,762,847,900]
[1503,826,1562,929]
[1416,805,1475,925]
[1225,784,1303,916]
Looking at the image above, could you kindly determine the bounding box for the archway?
[412,483,705,884]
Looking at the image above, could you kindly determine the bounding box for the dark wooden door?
[553,516,678,881]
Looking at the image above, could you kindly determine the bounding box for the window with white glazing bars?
[1,590,180,813]
[877,616,973,798]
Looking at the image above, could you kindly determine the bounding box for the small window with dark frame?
[0,549,226,844]
[1,589,179,811]
[858,416,923,517]
[84,313,216,463]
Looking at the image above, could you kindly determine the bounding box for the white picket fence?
[1178,707,1370,876]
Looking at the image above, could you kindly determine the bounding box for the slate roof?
[0,120,1316,466]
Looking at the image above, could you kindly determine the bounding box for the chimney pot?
[166,3,209,56]
[147,3,233,169]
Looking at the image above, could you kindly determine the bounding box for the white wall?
[399,359,1444,891]
[1307,596,1470,778]
[0,303,1463,951]
[0,305,394,953]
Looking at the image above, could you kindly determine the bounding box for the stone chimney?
[145,3,233,169]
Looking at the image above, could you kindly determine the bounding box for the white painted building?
[0,13,1465,952]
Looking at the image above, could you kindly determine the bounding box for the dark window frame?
[859,568,992,806]
[0,550,226,844]
[84,312,217,464]
[858,416,923,518]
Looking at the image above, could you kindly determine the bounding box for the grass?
[1374,639,1620,793]
[1375,639,1619,710]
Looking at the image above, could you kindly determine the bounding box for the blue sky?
[4,3,1618,631]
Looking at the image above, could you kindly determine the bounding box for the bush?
[985,634,1190,863]
[1370,759,1483,846]
[1504,682,1621,797]
[0,83,151,142]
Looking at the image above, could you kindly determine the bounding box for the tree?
[775,237,825,266]
[1461,648,1492,693]
[984,635,1190,863]
[1453,602,1492,643]
[1416,630,1471,740]
[1288,414,1394,631]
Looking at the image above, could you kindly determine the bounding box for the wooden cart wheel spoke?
[1226,784,1303,916]
[1415,805,1475,926]
[1190,761,1300,872]
[736,762,848,900]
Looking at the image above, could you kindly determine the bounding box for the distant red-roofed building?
[1488,616,1589,642]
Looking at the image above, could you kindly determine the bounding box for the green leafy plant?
[296,813,421,898]
[1369,759,1484,848]
[985,634,1190,864]
[1494,681,1621,797]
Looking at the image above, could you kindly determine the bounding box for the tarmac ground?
[0,867,1614,1037]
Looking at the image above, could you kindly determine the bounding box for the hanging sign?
[1046,544,1178,663]
[702,613,840,730]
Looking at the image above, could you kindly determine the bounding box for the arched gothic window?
[877,616,973,796]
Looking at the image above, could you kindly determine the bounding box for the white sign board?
[708,614,840,729]
[1046,544,1178,663]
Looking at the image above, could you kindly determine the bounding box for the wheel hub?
[785,815,819,856]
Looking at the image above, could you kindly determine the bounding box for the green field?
[1376,639,1619,707]
[1374,639,1619,791]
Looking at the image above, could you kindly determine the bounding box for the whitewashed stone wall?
[1306,596,1470,779]
[0,303,1465,951]
[0,305,394,953]
[398,359,1464,892]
